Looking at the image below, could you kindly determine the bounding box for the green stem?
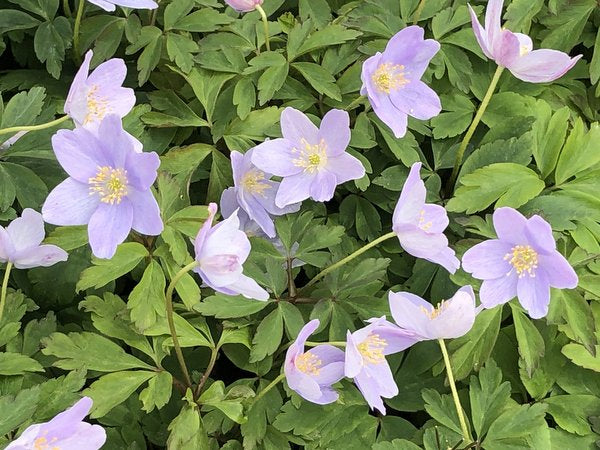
[195,347,218,399]
[438,339,472,443]
[448,65,504,192]
[165,261,199,388]
[253,373,285,404]
[412,0,427,24]
[255,5,270,52]
[63,0,72,18]
[301,231,397,290]
[73,0,85,63]
[346,95,365,111]
[0,263,13,323]
[0,115,70,137]
[305,341,346,348]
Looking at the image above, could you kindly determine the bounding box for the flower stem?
[73,0,85,63]
[253,373,285,404]
[255,5,270,52]
[195,347,218,400]
[412,0,427,24]
[63,0,72,18]
[301,231,397,290]
[448,65,504,192]
[165,261,199,388]
[0,115,70,137]
[305,340,346,348]
[0,263,13,323]
[438,338,472,443]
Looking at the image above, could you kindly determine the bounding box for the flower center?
[89,166,129,204]
[372,63,409,94]
[242,169,271,196]
[292,138,328,173]
[295,351,322,375]
[357,333,387,364]
[418,209,433,231]
[84,85,110,125]
[420,300,448,320]
[504,245,538,277]
[34,436,60,450]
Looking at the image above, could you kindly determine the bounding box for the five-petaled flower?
[393,162,460,274]
[86,0,157,12]
[468,0,581,82]
[6,397,106,450]
[345,317,418,414]
[224,0,263,12]
[42,114,163,259]
[361,26,441,138]
[388,286,477,340]
[284,319,345,404]
[251,107,365,208]
[0,209,68,269]
[462,207,578,319]
[193,203,269,301]
[220,149,299,238]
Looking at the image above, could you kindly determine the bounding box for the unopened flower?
[42,114,163,259]
[251,108,365,208]
[0,209,67,269]
[361,26,441,138]
[462,207,578,319]
[468,0,581,82]
[224,0,263,12]
[388,286,477,340]
[284,319,345,404]
[193,203,269,301]
[6,397,106,450]
[220,149,299,238]
[345,318,418,414]
[393,162,459,273]
[87,0,157,12]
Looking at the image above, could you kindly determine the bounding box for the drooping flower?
[42,114,163,259]
[251,108,365,208]
[388,286,477,340]
[0,209,68,269]
[393,162,459,273]
[360,26,441,138]
[224,0,263,12]
[284,319,345,404]
[345,318,418,414]
[6,397,106,450]
[462,207,578,319]
[86,0,157,12]
[468,0,581,82]
[193,203,269,301]
[220,149,299,238]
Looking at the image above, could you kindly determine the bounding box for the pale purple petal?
[250,138,301,177]
[372,325,419,354]
[295,319,320,346]
[432,246,460,274]
[86,58,126,88]
[87,0,158,10]
[51,128,109,183]
[372,95,409,138]
[344,331,363,378]
[491,30,521,68]
[0,227,15,262]
[354,372,386,414]
[220,187,240,219]
[468,4,493,58]
[382,26,440,80]
[392,162,425,226]
[318,109,350,156]
[514,33,533,54]
[193,203,217,262]
[365,361,398,398]
[462,239,513,280]
[6,208,45,251]
[97,115,129,168]
[230,151,246,185]
[538,253,578,289]
[12,244,68,269]
[224,0,262,12]
[280,107,319,146]
[388,291,435,339]
[200,212,250,262]
[88,201,133,259]
[128,188,163,236]
[493,207,527,244]
[310,387,339,405]
[86,0,117,11]
[524,215,556,253]
[420,203,449,233]
[307,345,345,385]
[309,170,337,202]
[243,194,276,238]
[428,286,476,339]
[224,273,269,300]
[508,50,581,83]
[124,150,160,190]
[485,0,504,46]
[517,270,550,319]
[396,227,449,260]
[275,172,314,208]
[42,178,100,226]
[390,80,441,120]
[65,51,92,117]
[361,52,386,108]
[479,275,517,309]
[326,153,365,185]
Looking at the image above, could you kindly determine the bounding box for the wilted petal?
[517,270,550,319]
[462,239,513,280]
[539,253,578,289]
[508,50,581,83]
[88,201,133,259]
[318,109,350,156]
[5,208,45,251]
[280,107,319,145]
[43,178,100,226]
[479,274,517,309]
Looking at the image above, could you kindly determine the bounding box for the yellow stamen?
[357,333,387,364]
[372,63,409,94]
[504,245,538,278]
[420,300,448,320]
[418,209,433,231]
[34,435,60,450]
[89,166,128,204]
[292,138,328,173]
[242,169,271,196]
[84,84,111,125]
[296,351,322,375]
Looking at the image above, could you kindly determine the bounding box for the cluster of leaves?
[1,0,600,449]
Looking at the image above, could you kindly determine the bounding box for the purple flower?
[193,203,269,301]
[345,317,418,414]
[393,162,459,274]
[462,207,578,319]
[284,319,345,404]
[65,51,136,133]
[6,397,106,450]
[388,286,477,340]
[0,209,68,269]
[87,0,157,12]
[469,0,581,82]
[361,26,441,138]
[251,108,365,208]
[42,114,163,259]
[224,0,263,12]
[220,149,299,238]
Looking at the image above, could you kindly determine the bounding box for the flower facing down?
[462,207,578,319]
[284,319,345,404]
[393,162,459,273]
[193,203,269,301]
[86,0,157,12]
[251,108,365,208]
[220,149,299,238]
[361,26,441,138]
[224,0,263,12]
[469,0,581,82]
[42,115,163,259]
[0,209,67,269]
[388,286,477,340]
[6,397,106,450]
[345,318,418,414]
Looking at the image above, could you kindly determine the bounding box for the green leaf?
[44,225,88,251]
[166,33,199,73]
[431,93,474,139]
[139,370,173,413]
[295,24,361,58]
[531,103,570,179]
[194,295,269,319]
[483,403,549,449]
[163,0,194,30]
[206,149,233,203]
[469,360,511,438]
[128,260,166,332]
[372,439,422,450]
[555,120,600,184]
[0,164,16,211]
[0,86,45,129]
[126,26,163,86]
[422,388,465,436]
[460,134,533,179]
[199,381,247,424]
[33,17,71,79]
[279,302,304,339]
[544,395,600,436]
[2,162,49,209]
[0,387,40,436]
[144,90,208,128]
[0,10,41,33]
[250,307,284,362]
[0,352,43,375]
[233,78,256,120]
[167,404,210,449]
[291,62,341,101]
[511,304,545,377]
[298,0,331,29]
[562,343,600,372]
[172,8,234,32]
